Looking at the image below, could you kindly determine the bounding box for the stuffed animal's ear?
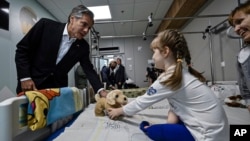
[106,91,116,105]
[95,94,101,102]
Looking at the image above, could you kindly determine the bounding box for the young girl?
[108,29,229,141]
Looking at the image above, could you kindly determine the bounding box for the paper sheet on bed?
[54,98,170,141]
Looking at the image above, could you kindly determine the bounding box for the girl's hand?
[107,107,123,120]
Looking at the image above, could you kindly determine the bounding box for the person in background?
[100,64,109,89]
[145,63,158,86]
[108,29,229,141]
[115,58,126,89]
[15,5,107,97]
[107,60,117,89]
[228,1,250,112]
[75,65,87,89]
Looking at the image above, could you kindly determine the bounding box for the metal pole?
[208,32,215,84]
[210,19,228,31]
[96,37,100,72]
[87,32,92,105]
[94,14,228,24]
[99,31,205,39]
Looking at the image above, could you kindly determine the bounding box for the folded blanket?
[18,87,83,131]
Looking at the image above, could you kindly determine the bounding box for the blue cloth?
[47,87,77,125]
[140,121,195,141]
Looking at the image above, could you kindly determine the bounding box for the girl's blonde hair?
[151,29,206,90]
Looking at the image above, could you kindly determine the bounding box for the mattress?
[1,84,249,141]
[54,97,250,141]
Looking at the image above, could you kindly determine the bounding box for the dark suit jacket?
[104,67,116,87]
[115,64,126,84]
[15,18,103,93]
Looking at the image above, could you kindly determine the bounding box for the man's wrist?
[97,88,104,94]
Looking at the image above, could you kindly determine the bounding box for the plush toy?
[224,95,247,108]
[94,89,128,117]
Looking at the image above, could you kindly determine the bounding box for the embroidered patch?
[147,87,157,95]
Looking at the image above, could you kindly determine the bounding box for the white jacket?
[123,65,229,141]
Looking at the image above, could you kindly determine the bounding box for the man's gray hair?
[67,5,94,23]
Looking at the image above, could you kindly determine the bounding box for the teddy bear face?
[114,92,128,105]
[107,89,128,106]
[95,89,128,117]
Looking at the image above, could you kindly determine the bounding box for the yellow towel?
[23,89,59,131]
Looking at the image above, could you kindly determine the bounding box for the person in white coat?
[108,29,229,141]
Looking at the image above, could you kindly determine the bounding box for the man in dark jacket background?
[115,58,126,89]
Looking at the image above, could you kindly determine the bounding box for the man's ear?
[69,16,74,24]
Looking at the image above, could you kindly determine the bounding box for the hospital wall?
[0,0,245,94]
[0,0,56,94]
[182,0,245,83]
[96,0,245,86]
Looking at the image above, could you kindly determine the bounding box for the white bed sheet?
[223,105,250,125]
[54,97,250,141]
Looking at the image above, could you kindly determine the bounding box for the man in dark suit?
[115,58,126,89]
[15,5,107,97]
[107,60,117,89]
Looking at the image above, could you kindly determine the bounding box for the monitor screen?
[0,0,9,31]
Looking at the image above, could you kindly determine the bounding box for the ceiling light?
[1,8,9,13]
[88,5,111,20]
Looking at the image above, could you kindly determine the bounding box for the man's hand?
[108,85,116,90]
[21,79,37,91]
[99,89,108,97]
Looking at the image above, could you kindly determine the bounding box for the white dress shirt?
[56,24,76,64]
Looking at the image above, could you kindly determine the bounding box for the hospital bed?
[0,83,250,141]
[0,87,88,141]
